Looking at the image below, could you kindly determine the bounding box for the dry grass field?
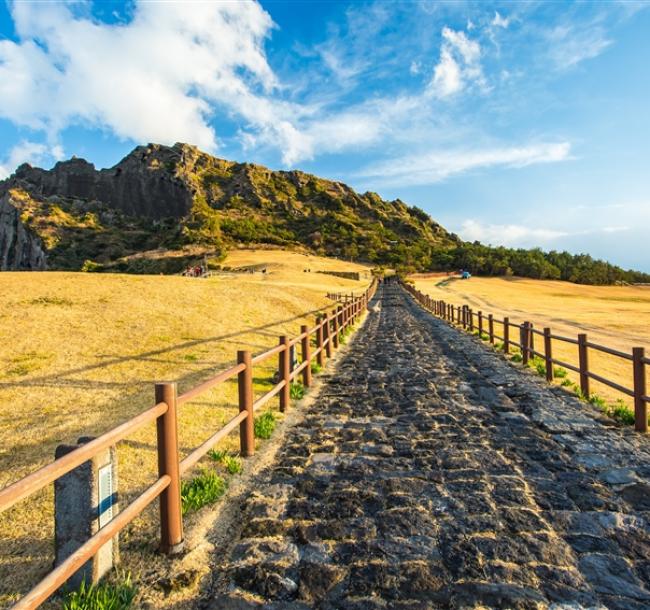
[413,275,650,408]
[0,248,371,607]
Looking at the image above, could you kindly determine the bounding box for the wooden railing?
[0,280,377,609]
[402,282,648,433]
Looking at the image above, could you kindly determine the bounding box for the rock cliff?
[0,191,47,270]
[0,142,459,272]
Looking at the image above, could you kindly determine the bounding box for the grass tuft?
[181,470,226,514]
[62,575,136,610]
[207,450,242,475]
[254,410,277,439]
[290,382,305,400]
[311,362,322,375]
[510,353,523,363]
[553,367,568,378]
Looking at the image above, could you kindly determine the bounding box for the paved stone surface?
[207,283,650,609]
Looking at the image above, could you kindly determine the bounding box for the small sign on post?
[54,437,119,590]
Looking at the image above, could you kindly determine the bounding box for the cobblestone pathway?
[207,283,650,610]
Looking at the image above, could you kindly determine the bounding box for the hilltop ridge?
[0,142,458,272]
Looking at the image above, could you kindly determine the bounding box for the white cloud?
[429,27,485,98]
[0,140,56,179]
[492,12,510,29]
[459,220,567,246]
[457,220,631,248]
[409,60,421,75]
[358,141,572,186]
[0,2,318,164]
[546,23,612,69]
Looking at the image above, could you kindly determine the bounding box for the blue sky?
[0,1,649,270]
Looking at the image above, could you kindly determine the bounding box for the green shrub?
[80,259,103,273]
[494,341,504,351]
[311,362,322,375]
[531,357,546,377]
[254,410,277,439]
[290,382,305,400]
[574,387,587,402]
[181,470,226,514]
[554,367,568,378]
[207,449,242,475]
[511,353,523,363]
[610,400,635,425]
[207,449,227,462]
[63,575,136,610]
[588,394,607,408]
[223,455,242,475]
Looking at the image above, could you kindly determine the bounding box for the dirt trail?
[201,283,650,609]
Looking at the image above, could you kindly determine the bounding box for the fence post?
[578,334,589,398]
[316,316,325,367]
[529,323,535,354]
[478,311,483,337]
[543,328,553,382]
[488,314,494,343]
[237,351,254,457]
[155,382,184,555]
[301,325,312,387]
[457,306,461,324]
[503,318,510,354]
[521,323,530,366]
[324,314,332,358]
[279,335,290,412]
[332,308,340,349]
[633,347,647,433]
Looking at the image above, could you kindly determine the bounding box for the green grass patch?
[588,393,607,408]
[561,378,574,387]
[62,575,136,610]
[510,353,523,363]
[207,449,227,462]
[207,450,242,475]
[181,470,226,514]
[290,382,305,400]
[553,367,568,378]
[311,362,322,375]
[609,400,636,425]
[183,353,199,362]
[531,356,546,377]
[254,410,277,439]
[223,455,242,475]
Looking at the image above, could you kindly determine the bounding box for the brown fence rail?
[402,282,648,433]
[0,280,377,609]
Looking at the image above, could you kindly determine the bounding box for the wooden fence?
[0,280,377,609]
[402,282,648,433]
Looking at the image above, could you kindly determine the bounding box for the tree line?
[427,242,650,285]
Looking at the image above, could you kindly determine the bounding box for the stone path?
[206,283,650,609]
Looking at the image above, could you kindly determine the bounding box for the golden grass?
[414,275,650,407]
[0,248,371,606]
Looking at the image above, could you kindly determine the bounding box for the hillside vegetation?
[0,249,370,606]
[1,142,647,284]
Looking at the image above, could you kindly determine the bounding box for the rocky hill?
[0,143,459,272]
